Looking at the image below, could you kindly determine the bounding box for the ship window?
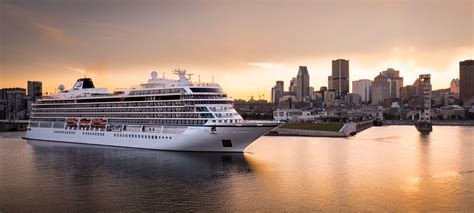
[222,139,232,147]
[190,88,223,93]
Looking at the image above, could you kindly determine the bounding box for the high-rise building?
[352,79,372,103]
[271,81,284,107]
[381,68,404,98]
[328,76,333,90]
[331,59,349,97]
[418,74,431,110]
[295,66,310,99]
[450,78,459,94]
[27,81,42,97]
[459,59,474,105]
[289,77,297,94]
[372,73,391,105]
[371,68,404,105]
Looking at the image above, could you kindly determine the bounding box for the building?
[352,79,372,103]
[400,83,418,100]
[295,66,310,100]
[3,88,27,120]
[450,78,459,94]
[418,74,431,110]
[346,93,362,106]
[26,81,43,119]
[27,81,42,97]
[459,59,474,105]
[331,59,349,97]
[371,68,404,105]
[328,76,333,90]
[319,86,328,101]
[381,68,404,98]
[289,77,297,94]
[271,81,284,107]
[372,73,391,105]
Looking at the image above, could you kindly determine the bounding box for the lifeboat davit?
[91,118,107,126]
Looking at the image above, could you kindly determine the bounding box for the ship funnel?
[72,78,95,90]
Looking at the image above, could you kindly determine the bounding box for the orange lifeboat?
[91,118,107,126]
[79,118,91,127]
[66,118,78,125]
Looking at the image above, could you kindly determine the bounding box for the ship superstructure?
[24,70,281,152]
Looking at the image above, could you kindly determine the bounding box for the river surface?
[0,126,473,211]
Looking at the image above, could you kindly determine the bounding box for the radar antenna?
[173,68,186,76]
[186,73,194,80]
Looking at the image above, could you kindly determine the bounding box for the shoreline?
[383,120,474,126]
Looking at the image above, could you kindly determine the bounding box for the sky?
[1,0,473,100]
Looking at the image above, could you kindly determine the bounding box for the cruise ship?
[24,70,281,152]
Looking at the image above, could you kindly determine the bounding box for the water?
[0,126,473,211]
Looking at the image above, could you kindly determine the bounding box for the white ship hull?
[24,124,278,152]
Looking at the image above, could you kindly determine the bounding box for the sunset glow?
[1,0,473,100]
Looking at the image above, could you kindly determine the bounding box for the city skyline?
[1,0,473,100]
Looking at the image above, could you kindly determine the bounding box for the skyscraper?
[327,76,333,90]
[296,66,310,99]
[352,79,372,103]
[418,74,431,110]
[331,59,349,97]
[271,81,284,107]
[459,59,474,105]
[381,68,404,98]
[371,68,404,105]
[372,73,391,105]
[289,77,297,94]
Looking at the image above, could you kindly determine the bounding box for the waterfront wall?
[272,128,348,137]
[0,120,28,132]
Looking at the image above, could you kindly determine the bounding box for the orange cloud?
[33,23,74,45]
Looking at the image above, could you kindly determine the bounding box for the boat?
[373,118,383,126]
[24,70,282,152]
[66,118,78,126]
[91,118,107,126]
[373,106,384,126]
[79,118,91,127]
[415,120,432,133]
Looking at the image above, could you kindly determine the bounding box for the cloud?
[2,1,75,45]
[249,62,284,70]
[34,23,74,45]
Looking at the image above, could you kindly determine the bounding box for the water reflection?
[15,140,252,212]
[1,127,472,211]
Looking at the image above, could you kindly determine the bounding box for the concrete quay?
[267,120,373,137]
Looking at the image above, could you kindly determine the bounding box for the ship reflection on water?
[18,140,253,211]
